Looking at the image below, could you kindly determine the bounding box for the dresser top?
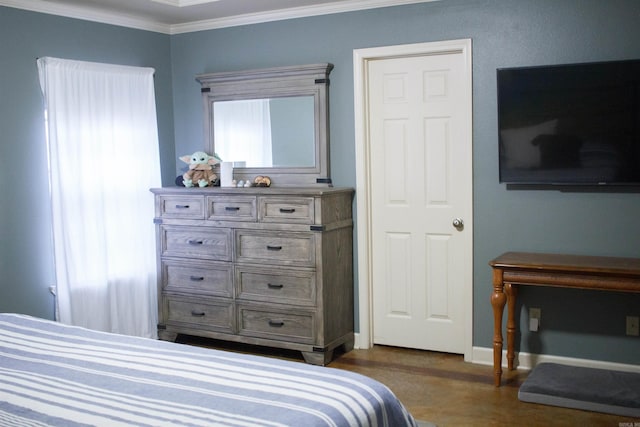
[151,186,354,197]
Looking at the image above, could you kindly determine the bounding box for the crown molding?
[169,0,436,34]
[0,0,437,35]
[0,0,170,33]
[150,0,221,7]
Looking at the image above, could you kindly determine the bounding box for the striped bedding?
[0,313,417,427]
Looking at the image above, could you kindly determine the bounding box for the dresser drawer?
[238,305,313,344]
[161,226,232,261]
[165,297,234,333]
[163,259,233,298]
[235,231,315,266]
[259,197,314,224]
[158,195,205,219]
[236,265,315,306]
[207,196,257,222]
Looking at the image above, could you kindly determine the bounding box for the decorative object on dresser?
[179,151,220,187]
[151,186,354,365]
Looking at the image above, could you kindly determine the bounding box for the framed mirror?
[196,63,333,187]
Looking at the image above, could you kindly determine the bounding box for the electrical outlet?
[626,316,639,336]
[529,308,541,332]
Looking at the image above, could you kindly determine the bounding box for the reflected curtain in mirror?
[213,99,273,167]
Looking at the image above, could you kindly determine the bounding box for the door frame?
[353,39,473,361]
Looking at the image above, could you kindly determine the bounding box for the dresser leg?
[302,349,334,366]
[342,335,355,353]
[158,330,178,342]
[491,268,506,387]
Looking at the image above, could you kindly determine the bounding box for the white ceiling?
[0,0,434,34]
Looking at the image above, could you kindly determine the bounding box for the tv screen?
[497,59,640,185]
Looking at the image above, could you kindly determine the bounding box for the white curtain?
[213,99,273,167]
[37,57,161,338]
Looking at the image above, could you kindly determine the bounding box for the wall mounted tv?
[497,59,640,186]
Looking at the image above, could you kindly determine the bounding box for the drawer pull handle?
[267,283,283,289]
[175,204,190,209]
[225,206,240,211]
[268,319,285,327]
[190,276,205,281]
[188,240,204,245]
[279,208,296,214]
[267,245,282,251]
[191,311,206,317]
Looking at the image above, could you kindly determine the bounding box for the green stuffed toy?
[180,151,221,187]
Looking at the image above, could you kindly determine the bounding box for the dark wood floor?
[177,335,635,426]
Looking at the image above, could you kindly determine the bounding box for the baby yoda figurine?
[180,151,221,187]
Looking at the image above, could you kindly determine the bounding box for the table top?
[490,252,640,277]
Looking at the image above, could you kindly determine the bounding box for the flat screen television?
[497,59,640,185]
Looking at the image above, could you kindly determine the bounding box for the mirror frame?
[196,63,333,187]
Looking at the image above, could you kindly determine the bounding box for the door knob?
[452,218,464,229]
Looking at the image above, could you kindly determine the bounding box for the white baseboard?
[354,334,640,373]
[354,333,640,373]
[354,332,364,349]
[471,346,640,373]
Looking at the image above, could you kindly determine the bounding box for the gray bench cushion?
[518,363,640,417]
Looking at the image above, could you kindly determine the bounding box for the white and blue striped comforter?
[0,313,417,427]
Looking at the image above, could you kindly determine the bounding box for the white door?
[357,41,472,354]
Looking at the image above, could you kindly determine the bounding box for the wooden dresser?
[151,186,354,364]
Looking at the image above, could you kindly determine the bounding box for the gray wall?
[1,0,639,365]
[170,0,640,364]
[0,6,176,318]
[270,97,315,167]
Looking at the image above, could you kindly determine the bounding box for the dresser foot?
[342,335,355,353]
[302,349,334,366]
[158,330,178,342]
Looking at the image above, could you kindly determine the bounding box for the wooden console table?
[489,251,640,387]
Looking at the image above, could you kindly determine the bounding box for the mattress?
[0,313,416,426]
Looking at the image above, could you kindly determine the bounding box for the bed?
[0,313,417,426]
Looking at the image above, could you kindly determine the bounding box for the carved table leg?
[491,268,506,387]
[505,283,518,371]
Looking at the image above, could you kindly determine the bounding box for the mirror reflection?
[213,96,315,168]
